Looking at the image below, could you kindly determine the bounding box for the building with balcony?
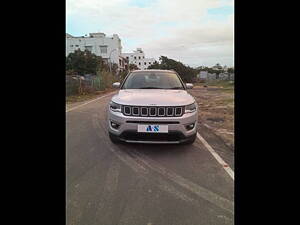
[122,48,156,70]
[66,32,126,71]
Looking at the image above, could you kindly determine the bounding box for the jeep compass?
[107,70,198,144]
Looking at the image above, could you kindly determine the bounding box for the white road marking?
[203,123,214,129]
[196,132,234,180]
[131,149,234,213]
[66,92,116,113]
[217,130,234,135]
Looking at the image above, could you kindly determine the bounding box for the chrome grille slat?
[132,107,139,116]
[166,107,174,116]
[175,107,182,116]
[141,107,148,116]
[149,107,157,116]
[158,107,165,116]
[123,106,131,115]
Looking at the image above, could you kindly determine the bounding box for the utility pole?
[109,49,117,73]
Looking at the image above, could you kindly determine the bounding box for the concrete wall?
[198,71,208,79]
[219,73,234,80]
[198,71,234,81]
[207,73,217,80]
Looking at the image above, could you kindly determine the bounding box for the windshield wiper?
[138,87,183,89]
[168,87,184,89]
[139,87,161,89]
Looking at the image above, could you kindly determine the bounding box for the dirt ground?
[189,81,234,150]
[66,88,116,105]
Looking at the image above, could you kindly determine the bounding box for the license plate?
[137,124,168,133]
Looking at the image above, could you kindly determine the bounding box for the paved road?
[66,91,234,225]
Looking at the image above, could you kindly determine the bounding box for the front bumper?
[108,108,198,143]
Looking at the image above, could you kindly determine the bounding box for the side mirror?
[186,83,193,89]
[112,82,120,88]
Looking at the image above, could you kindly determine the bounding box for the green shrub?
[97,70,117,90]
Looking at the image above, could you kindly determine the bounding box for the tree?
[119,70,128,82]
[110,63,119,75]
[66,69,78,76]
[214,63,222,69]
[227,67,234,73]
[148,56,198,82]
[129,63,139,71]
[66,49,103,75]
[117,64,138,82]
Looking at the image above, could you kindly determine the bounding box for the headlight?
[109,101,121,112]
[185,103,196,114]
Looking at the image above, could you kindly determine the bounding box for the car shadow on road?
[115,142,197,158]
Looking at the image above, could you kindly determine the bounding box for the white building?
[122,48,156,70]
[199,71,208,79]
[66,32,126,71]
[212,63,223,70]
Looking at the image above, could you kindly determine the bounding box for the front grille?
[126,121,180,124]
[121,105,184,117]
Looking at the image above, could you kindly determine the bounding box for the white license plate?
[137,124,168,133]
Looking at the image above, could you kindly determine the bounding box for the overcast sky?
[66,0,234,67]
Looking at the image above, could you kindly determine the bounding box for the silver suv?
[108,70,198,144]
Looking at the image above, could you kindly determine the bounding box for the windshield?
[121,72,185,90]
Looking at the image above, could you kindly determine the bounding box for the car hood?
[111,89,195,106]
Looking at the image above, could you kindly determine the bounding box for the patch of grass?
[206,80,234,89]
[193,80,234,94]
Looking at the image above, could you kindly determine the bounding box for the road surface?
[66,91,234,225]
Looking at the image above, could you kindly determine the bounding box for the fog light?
[111,121,120,129]
[185,123,195,131]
